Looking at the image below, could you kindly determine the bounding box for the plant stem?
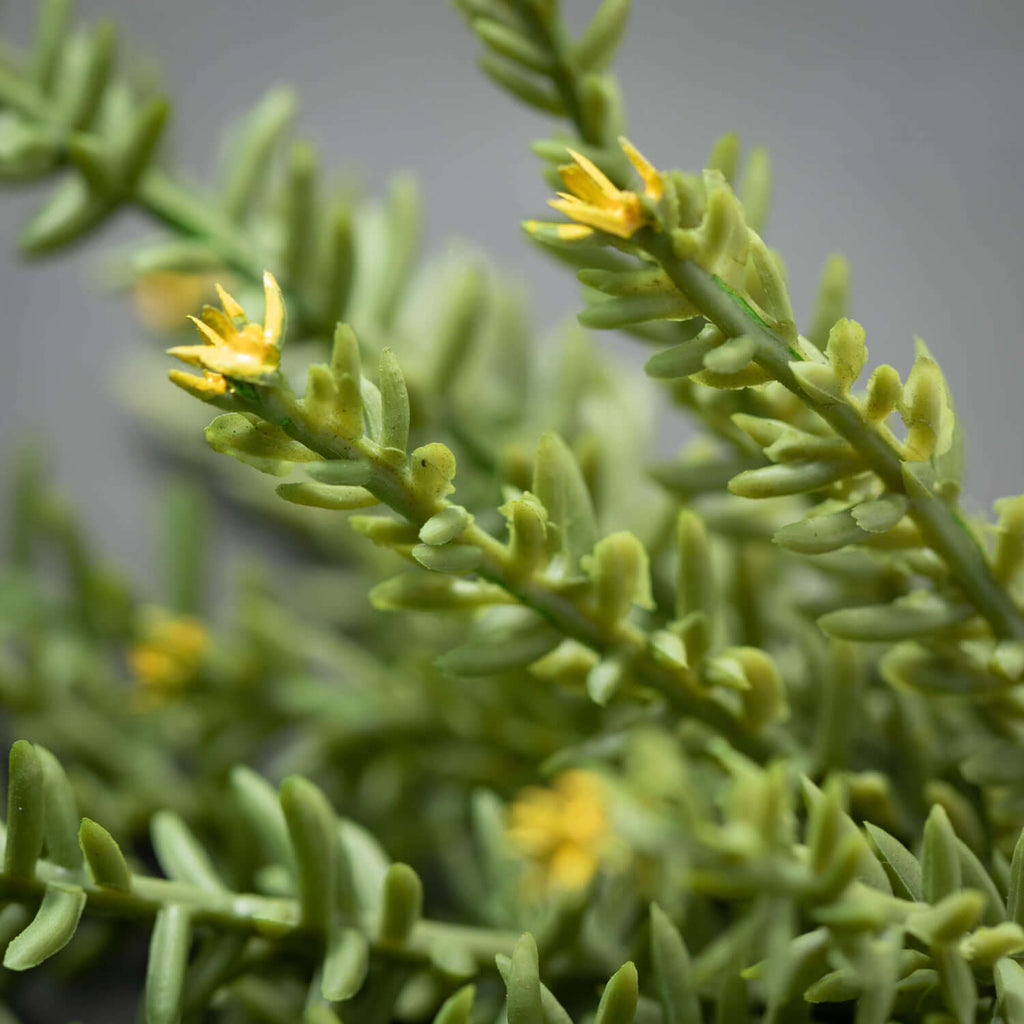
[256,388,777,760]
[137,170,267,284]
[510,0,593,145]
[640,230,1024,643]
[0,859,519,968]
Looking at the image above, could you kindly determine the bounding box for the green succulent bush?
[3,1,1024,1022]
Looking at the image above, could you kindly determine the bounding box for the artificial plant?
[2,1,1024,1022]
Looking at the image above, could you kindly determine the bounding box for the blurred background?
[2,0,1023,588]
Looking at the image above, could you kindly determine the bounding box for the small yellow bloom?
[507,770,612,894]
[129,613,208,708]
[134,271,219,332]
[547,138,664,240]
[167,271,284,384]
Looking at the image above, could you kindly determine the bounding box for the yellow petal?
[200,305,239,343]
[192,347,276,380]
[548,844,598,891]
[262,270,284,344]
[162,616,208,655]
[559,163,617,207]
[168,343,211,368]
[549,194,590,214]
[565,148,620,199]
[215,282,247,321]
[166,370,228,400]
[548,196,642,239]
[169,369,202,395]
[555,223,595,240]
[620,137,664,200]
[187,315,228,348]
[129,646,178,686]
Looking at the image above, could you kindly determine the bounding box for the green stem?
[0,860,518,969]
[257,388,776,760]
[137,170,267,284]
[510,1,593,145]
[641,230,1024,643]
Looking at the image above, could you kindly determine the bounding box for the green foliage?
[2,0,1024,1022]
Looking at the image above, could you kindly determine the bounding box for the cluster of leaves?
[5,729,1024,1023]
[3,0,1024,1022]
[1,453,587,853]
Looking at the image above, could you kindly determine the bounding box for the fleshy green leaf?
[151,811,226,894]
[433,984,476,1024]
[595,961,638,1024]
[379,863,423,945]
[650,904,700,1024]
[436,619,562,676]
[3,883,85,970]
[322,927,369,1001]
[78,818,132,891]
[533,432,598,577]
[571,0,630,72]
[19,175,109,254]
[819,593,973,642]
[506,933,543,1024]
[370,571,511,612]
[205,413,315,473]
[378,348,410,454]
[420,505,472,546]
[35,744,82,871]
[995,957,1024,1024]
[280,776,338,930]
[4,740,44,878]
[145,905,192,1024]
[923,804,961,904]
[276,482,379,510]
[728,456,862,499]
[477,54,565,114]
[865,823,922,902]
[230,766,294,873]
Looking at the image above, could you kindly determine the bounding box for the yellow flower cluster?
[507,769,613,894]
[534,137,664,241]
[128,613,208,708]
[168,271,284,398]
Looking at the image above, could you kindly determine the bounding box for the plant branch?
[0,856,519,969]
[639,229,1024,643]
[253,387,778,760]
[0,62,312,323]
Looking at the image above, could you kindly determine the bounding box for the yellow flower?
[134,271,219,332]
[546,137,664,240]
[168,271,284,384]
[507,770,612,894]
[128,612,208,708]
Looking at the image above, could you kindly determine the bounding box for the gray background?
[3,0,1024,588]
